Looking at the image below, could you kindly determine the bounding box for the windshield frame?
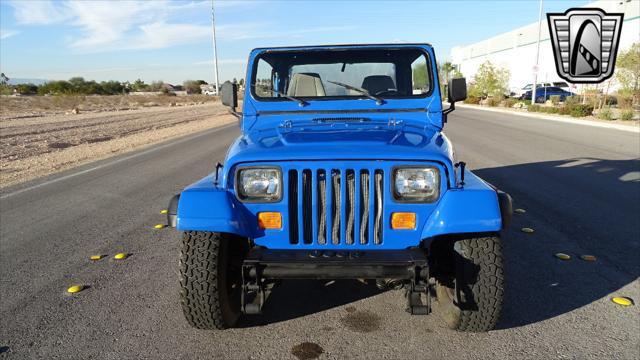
[249,46,435,103]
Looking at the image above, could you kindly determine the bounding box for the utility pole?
[211,0,220,96]
[531,0,543,103]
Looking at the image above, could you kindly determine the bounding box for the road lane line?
[1,124,237,200]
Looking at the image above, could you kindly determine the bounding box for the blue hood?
[225,115,455,173]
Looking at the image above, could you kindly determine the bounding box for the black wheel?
[536,96,544,103]
[179,231,249,330]
[435,236,504,332]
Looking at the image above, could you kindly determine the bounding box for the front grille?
[288,167,384,246]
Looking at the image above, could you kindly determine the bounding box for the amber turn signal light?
[391,212,416,230]
[258,212,282,229]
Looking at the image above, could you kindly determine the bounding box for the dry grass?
[0,94,218,120]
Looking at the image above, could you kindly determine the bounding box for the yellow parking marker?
[90,255,104,261]
[160,209,168,214]
[611,297,634,306]
[580,255,597,262]
[67,285,83,294]
[521,227,535,233]
[114,253,128,260]
[555,253,571,260]
[515,208,526,214]
[154,224,165,229]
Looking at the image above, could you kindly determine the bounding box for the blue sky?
[0,0,587,84]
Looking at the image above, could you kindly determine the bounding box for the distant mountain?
[7,78,49,85]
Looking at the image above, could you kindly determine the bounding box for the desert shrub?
[501,98,517,108]
[527,104,542,112]
[617,94,633,109]
[51,95,85,109]
[472,61,510,99]
[564,95,581,106]
[527,104,561,114]
[568,104,594,117]
[464,96,480,104]
[14,83,38,95]
[597,107,613,120]
[549,95,561,105]
[0,85,12,95]
[486,97,501,107]
[620,109,634,121]
[183,80,202,95]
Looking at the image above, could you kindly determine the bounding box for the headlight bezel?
[234,166,282,203]
[392,166,441,203]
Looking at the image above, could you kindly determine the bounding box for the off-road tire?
[436,236,504,332]
[179,231,247,330]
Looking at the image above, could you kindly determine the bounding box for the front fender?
[176,175,250,237]
[421,169,502,239]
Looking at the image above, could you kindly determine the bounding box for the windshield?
[251,48,432,101]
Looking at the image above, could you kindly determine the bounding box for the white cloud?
[9,0,70,25]
[0,28,20,40]
[6,0,358,52]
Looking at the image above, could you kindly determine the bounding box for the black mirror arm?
[214,162,224,186]
[442,101,455,123]
[228,108,242,120]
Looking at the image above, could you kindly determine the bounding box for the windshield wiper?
[251,84,308,107]
[327,80,385,105]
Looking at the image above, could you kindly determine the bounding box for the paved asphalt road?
[1,108,638,359]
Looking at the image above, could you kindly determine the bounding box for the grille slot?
[345,170,356,244]
[317,170,327,244]
[288,170,299,244]
[331,170,341,245]
[374,170,384,244]
[287,166,383,246]
[302,170,313,244]
[359,170,370,244]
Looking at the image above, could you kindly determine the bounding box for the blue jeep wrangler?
[168,44,512,332]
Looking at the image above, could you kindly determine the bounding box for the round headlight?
[393,167,440,202]
[236,167,281,202]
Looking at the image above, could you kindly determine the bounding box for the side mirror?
[221,81,238,109]
[448,78,467,103]
[442,78,467,124]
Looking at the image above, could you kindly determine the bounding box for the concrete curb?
[456,103,640,133]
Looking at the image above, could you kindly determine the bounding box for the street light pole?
[211,0,220,96]
[531,0,543,103]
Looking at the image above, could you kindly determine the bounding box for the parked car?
[167,43,513,333]
[520,86,576,103]
[511,82,551,98]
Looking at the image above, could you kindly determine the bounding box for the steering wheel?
[374,88,398,96]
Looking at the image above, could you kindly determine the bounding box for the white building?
[450,0,639,92]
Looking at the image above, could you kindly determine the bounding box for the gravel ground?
[0,103,234,188]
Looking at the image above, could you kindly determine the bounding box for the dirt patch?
[0,101,235,188]
[291,342,324,360]
[86,136,113,144]
[340,309,381,333]
[345,306,356,313]
[48,142,74,149]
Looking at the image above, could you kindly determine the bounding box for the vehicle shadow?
[237,280,384,328]
[238,157,639,329]
[473,157,639,329]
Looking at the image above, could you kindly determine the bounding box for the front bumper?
[241,248,430,314]
[244,248,427,280]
